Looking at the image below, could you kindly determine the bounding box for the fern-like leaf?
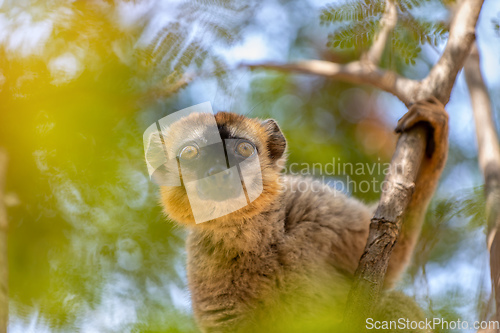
[399,0,433,10]
[327,19,379,49]
[391,27,422,65]
[400,15,448,46]
[320,0,384,25]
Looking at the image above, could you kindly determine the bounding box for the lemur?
[155,98,448,332]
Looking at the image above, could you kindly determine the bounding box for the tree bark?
[465,44,500,333]
[0,148,7,333]
[343,126,427,322]
[245,59,419,106]
[246,0,485,327]
[343,0,483,326]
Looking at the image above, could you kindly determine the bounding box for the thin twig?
[418,0,484,104]
[364,0,398,65]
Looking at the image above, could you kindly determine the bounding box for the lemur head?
[155,112,286,226]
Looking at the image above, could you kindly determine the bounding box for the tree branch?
[343,0,483,326]
[245,0,413,104]
[246,0,484,327]
[465,43,500,331]
[0,148,7,333]
[246,0,484,106]
[343,126,427,325]
[246,60,418,106]
[418,0,484,104]
[363,0,397,65]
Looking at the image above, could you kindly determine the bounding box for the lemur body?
[158,100,448,332]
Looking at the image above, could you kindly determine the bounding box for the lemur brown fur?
[158,98,448,332]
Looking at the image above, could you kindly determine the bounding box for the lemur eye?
[235,142,255,158]
[179,145,199,160]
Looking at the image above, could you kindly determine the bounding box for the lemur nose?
[206,165,230,178]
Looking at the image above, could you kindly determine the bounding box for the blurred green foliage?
[0,0,495,332]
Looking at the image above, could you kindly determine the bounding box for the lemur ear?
[262,119,286,160]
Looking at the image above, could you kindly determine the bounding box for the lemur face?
[176,138,250,202]
[146,110,286,226]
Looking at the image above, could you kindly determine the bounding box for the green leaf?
[320,0,384,25]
